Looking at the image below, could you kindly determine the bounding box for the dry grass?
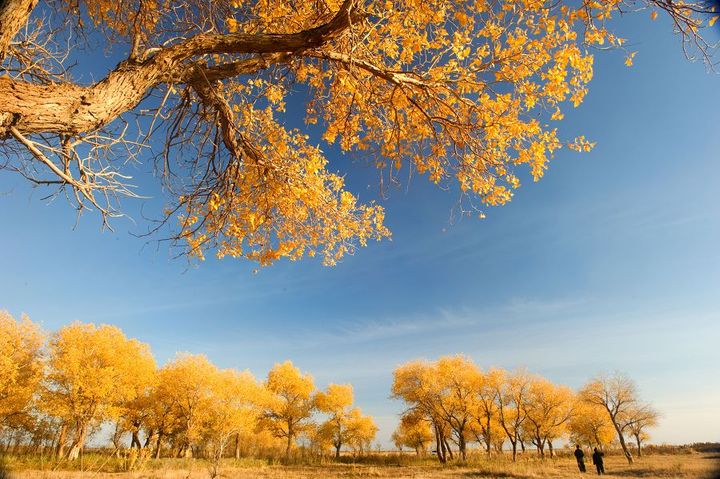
[4,453,719,479]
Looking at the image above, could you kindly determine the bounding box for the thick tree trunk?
[0,0,358,138]
[66,422,88,461]
[0,0,38,60]
[154,432,163,459]
[614,425,634,464]
[55,423,67,458]
[511,439,517,462]
[234,433,241,460]
[548,440,554,458]
[131,431,142,449]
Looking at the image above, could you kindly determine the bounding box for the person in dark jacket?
[592,447,605,475]
[574,445,586,472]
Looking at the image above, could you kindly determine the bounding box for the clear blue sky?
[1,12,719,447]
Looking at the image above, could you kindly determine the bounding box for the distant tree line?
[391,356,659,464]
[0,312,377,464]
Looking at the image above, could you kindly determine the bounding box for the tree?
[568,399,616,452]
[0,311,44,428]
[0,0,715,265]
[625,404,660,457]
[43,322,156,460]
[261,361,316,459]
[203,368,262,477]
[315,383,355,458]
[392,411,433,455]
[522,379,574,459]
[392,360,452,464]
[343,408,377,455]
[472,368,502,455]
[154,353,217,458]
[494,369,532,462]
[433,355,480,461]
[579,372,641,464]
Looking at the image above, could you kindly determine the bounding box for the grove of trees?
[0,311,378,464]
[0,0,716,265]
[0,310,666,466]
[391,355,660,464]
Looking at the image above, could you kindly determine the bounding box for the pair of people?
[574,445,605,474]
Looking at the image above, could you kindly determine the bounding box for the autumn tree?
[153,353,219,458]
[471,368,503,455]
[0,311,44,430]
[625,404,660,457]
[261,361,316,459]
[494,369,532,461]
[203,368,263,476]
[392,360,453,464]
[315,383,374,458]
[343,408,378,454]
[432,355,481,461]
[521,379,574,458]
[579,372,644,464]
[0,0,716,264]
[43,322,156,460]
[567,400,615,450]
[392,411,433,455]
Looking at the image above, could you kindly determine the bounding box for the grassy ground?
[3,452,719,479]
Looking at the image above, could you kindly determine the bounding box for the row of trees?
[0,312,377,462]
[391,356,659,464]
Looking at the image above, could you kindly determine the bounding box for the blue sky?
[1,11,719,447]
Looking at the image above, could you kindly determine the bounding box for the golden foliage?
[0,311,44,426]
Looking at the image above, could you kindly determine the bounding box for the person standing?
[574,445,586,472]
[592,447,605,475]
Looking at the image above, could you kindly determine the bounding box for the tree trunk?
[635,434,642,457]
[130,430,141,449]
[511,439,517,462]
[285,425,293,459]
[458,433,466,462]
[66,422,88,461]
[615,425,633,464]
[234,433,241,460]
[443,438,453,460]
[55,423,67,458]
[0,0,38,60]
[335,442,341,459]
[434,423,446,464]
[154,432,163,459]
[548,441,554,459]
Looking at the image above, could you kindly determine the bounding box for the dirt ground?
[6,453,720,479]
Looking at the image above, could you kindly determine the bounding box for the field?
[4,452,719,479]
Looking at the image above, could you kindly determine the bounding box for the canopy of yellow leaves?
[180,0,631,265]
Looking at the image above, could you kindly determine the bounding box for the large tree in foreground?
[0,0,716,264]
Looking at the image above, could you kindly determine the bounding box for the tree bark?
[0,0,358,138]
[612,421,634,464]
[154,432,163,459]
[55,423,67,458]
[635,434,642,457]
[131,430,142,449]
[0,0,38,60]
[66,422,88,461]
